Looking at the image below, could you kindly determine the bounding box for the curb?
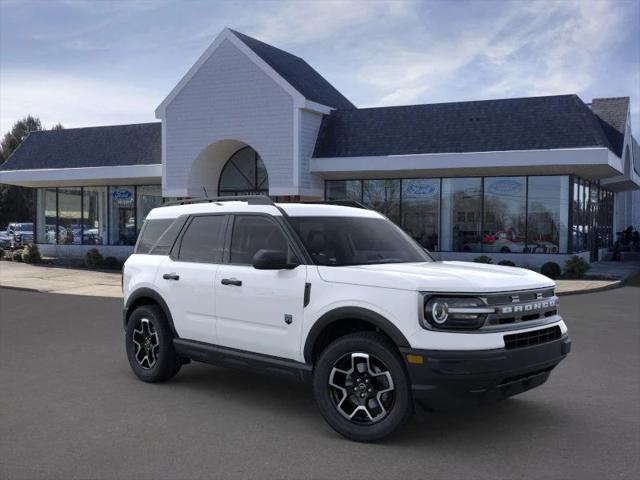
[0,285,41,293]
[556,280,623,297]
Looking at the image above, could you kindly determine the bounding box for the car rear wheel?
[125,304,181,382]
[313,332,413,442]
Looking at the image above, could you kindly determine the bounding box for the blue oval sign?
[112,189,133,201]
[405,181,438,198]
[488,179,523,196]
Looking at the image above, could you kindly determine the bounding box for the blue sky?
[1,0,639,137]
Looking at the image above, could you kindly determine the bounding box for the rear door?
[156,214,228,344]
[215,214,307,360]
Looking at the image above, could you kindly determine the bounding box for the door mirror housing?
[252,249,299,270]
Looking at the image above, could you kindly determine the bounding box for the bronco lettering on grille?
[500,298,557,314]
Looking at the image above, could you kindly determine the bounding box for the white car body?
[122,198,570,439]
[124,202,565,360]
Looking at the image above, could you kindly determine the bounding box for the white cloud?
[349,0,627,107]
[0,71,159,132]
[250,0,415,46]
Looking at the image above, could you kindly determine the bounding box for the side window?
[136,219,173,254]
[230,215,291,265]
[177,215,226,263]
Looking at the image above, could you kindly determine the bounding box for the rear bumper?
[400,335,571,410]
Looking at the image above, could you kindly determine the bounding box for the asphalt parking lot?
[1,286,639,480]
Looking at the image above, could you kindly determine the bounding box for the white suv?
[122,196,570,442]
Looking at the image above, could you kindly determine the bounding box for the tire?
[500,247,511,253]
[313,332,413,442]
[125,304,181,383]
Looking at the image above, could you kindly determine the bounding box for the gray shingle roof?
[230,29,355,110]
[0,122,161,171]
[590,97,629,157]
[313,94,615,158]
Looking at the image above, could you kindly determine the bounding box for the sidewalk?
[2,260,638,299]
[0,262,122,298]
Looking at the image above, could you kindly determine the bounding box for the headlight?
[422,296,494,330]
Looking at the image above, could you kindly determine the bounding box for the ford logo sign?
[488,180,523,197]
[405,182,438,198]
[112,189,133,201]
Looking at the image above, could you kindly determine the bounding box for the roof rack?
[300,200,369,210]
[163,195,275,207]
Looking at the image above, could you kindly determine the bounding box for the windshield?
[288,216,432,266]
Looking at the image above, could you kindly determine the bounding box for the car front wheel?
[125,304,181,383]
[313,332,413,442]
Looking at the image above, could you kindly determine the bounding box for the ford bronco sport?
[122,196,570,442]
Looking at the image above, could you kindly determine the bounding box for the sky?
[1,0,639,137]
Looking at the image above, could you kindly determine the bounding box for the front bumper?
[400,334,571,410]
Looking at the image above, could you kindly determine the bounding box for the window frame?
[224,213,305,267]
[170,213,229,264]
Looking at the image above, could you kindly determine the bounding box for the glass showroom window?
[109,186,136,246]
[83,187,107,245]
[482,177,526,254]
[57,188,82,245]
[526,176,569,254]
[362,179,401,223]
[136,185,163,232]
[402,179,440,250]
[36,188,57,244]
[326,180,362,203]
[441,178,482,252]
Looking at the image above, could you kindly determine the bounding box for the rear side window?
[229,215,291,264]
[177,215,226,263]
[136,219,173,254]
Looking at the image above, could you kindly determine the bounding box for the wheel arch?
[303,307,410,364]
[124,288,178,338]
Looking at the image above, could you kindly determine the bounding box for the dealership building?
[1,28,638,265]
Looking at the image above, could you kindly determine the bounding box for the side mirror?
[252,249,299,270]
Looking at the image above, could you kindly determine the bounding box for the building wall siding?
[298,109,324,194]
[163,39,294,196]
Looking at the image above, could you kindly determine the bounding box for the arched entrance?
[218,146,269,196]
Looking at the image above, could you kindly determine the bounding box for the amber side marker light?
[406,354,423,365]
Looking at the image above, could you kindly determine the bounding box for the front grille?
[504,326,561,350]
[484,288,558,327]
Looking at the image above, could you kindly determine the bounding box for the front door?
[156,214,228,344]
[215,214,307,361]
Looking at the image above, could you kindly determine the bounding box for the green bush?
[12,251,24,262]
[564,256,590,279]
[541,262,562,279]
[21,244,42,264]
[85,248,104,268]
[498,260,516,267]
[0,248,4,259]
[473,255,493,264]
[102,256,122,270]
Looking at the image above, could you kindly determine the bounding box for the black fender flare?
[124,287,178,338]
[303,306,410,363]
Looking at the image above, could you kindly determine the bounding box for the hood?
[317,261,555,293]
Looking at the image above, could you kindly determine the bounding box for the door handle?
[221,278,242,286]
[162,273,180,281]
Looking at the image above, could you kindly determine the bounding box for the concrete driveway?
[1,285,639,479]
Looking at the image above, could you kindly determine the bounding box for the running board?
[173,339,312,382]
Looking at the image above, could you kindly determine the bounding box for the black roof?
[0,122,161,171]
[230,29,355,110]
[590,97,629,157]
[313,94,615,158]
